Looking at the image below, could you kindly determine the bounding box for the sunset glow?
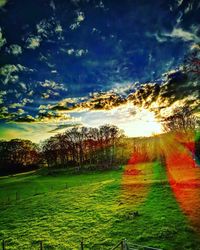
[120,108,163,137]
[1,1,200,249]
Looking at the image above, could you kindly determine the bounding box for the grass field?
[0,163,200,249]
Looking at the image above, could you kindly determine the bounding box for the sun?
[120,107,163,138]
[76,102,163,139]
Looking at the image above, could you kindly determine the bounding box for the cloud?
[70,11,85,30]
[61,48,88,57]
[0,64,33,85]
[36,17,63,40]
[41,93,50,99]
[14,115,36,123]
[0,106,9,119]
[48,122,82,133]
[21,98,33,105]
[74,102,162,137]
[80,103,135,127]
[26,36,41,49]
[152,27,200,44]
[34,110,71,123]
[25,17,64,51]
[39,80,67,91]
[149,10,200,44]
[36,19,52,38]
[154,33,168,43]
[19,82,27,91]
[95,0,106,9]
[184,1,194,14]
[50,91,127,112]
[10,109,72,124]
[1,64,199,140]
[0,90,6,104]
[75,49,88,57]
[0,64,33,75]
[0,27,6,49]
[41,89,60,99]
[126,68,200,120]
[9,102,24,109]
[2,107,8,113]
[55,23,63,33]
[6,44,22,55]
[50,0,56,10]
[1,0,200,137]
[167,28,200,42]
[190,43,200,51]
[177,0,184,7]
[16,109,25,115]
[49,67,200,124]
[50,97,82,111]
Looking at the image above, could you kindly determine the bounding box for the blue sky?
[0,0,200,141]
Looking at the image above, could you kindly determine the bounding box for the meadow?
[1,161,200,249]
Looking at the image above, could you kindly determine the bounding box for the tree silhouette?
[0,125,126,175]
[0,139,39,175]
[41,125,124,170]
[163,106,197,133]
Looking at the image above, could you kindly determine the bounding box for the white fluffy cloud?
[168,27,200,42]
[70,11,85,30]
[26,36,41,49]
[6,44,22,55]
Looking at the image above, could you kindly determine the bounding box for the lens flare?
[121,131,200,233]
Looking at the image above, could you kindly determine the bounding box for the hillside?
[1,163,200,249]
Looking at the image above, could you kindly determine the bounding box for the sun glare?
[120,107,163,138]
[83,103,164,138]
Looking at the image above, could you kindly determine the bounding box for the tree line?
[0,125,130,175]
[0,108,200,176]
[0,139,40,175]
[41,125,126,169]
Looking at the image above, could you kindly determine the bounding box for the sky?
[0,0,200,142]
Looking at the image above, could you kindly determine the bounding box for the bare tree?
[163,106,197,133]
[40,125,125,170]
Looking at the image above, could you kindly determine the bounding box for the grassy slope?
[0,164,200,249]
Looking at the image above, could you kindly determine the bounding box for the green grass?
[0,164,200,249]
[195,130,200,142]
